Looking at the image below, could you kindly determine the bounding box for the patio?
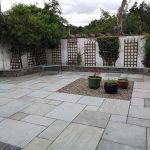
[0,72,150,150]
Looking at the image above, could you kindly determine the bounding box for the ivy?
[144,35,150,67]
[97,37,119,66]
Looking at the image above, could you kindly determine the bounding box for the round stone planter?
[88,76,102,89]
[104,82,118,94]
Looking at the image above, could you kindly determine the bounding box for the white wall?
[0,45,11,70]
[60,36,145,68]
[0,36,145,70]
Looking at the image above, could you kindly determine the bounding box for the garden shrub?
[97,36,119,66]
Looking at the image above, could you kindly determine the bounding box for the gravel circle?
[58,78,134,100]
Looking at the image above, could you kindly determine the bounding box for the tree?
[116,0,127,35]
[0,0,67,53]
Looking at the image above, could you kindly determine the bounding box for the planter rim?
[105,81,118,86]
[118,79,128,82]
[88,76,101,79]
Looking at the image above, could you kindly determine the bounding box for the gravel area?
[58,78,134,100]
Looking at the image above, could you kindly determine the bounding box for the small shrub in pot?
[104,80,118,94]
[88,67,102,89]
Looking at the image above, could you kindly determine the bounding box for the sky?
[1,0,150,26]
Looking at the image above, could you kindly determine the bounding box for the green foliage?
[97,37,119,66]
[83,10,117,35]
[68,2,150,36]
[107,80,118,86]
[76,52,82,66]
[144,34,150,67]
[0,0,67,54]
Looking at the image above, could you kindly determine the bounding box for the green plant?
[0,0,67,55]
[77,52,82,65]
[107,80,118,86]
[97,37,119,66]
[119,77,128,81]
[144,34,150,67]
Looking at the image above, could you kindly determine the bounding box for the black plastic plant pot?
[88,76,102,89]
[104,82,118,94]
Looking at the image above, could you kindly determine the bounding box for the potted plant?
[118,77,129,89]
[104,80,118,94]
[88,67,102,89]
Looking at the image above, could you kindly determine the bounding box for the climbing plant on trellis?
[97,37,119,66]
[27,49,47,67]
[84,41,96,66]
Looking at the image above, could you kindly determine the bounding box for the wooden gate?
[124,39,138,67]
[84,41,96,66]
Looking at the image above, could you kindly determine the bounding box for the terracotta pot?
[118,79,129,89]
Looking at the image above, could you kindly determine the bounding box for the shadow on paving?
[0,141,21,150]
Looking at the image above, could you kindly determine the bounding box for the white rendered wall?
[0,45,11,70]
[60,36,145,68]
[0,36,146,70]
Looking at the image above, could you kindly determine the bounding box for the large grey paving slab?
[134,82,150,90]
[103,121,146,150]
[27,82,48,90]
[131,98,144,107]
[144,99,150,108]
[78,96,104,106]
[132,91,150,99]
[5,89,33,99]
[45,102,85,121]
[46,92,82,103]
[21,103,56,116]
[128,117,150,127]
[0,100,32,117]
[39,120,69,140]
[19,96,50,104]
[0,117,4,122]
[27,90,52,98]
[97,139,142,150]
[129,105,150,120]
[84,105,99,111]
[0,83,16,90]
[147,128,150,150]
[99,99,130,116]
[10,112,29,121]
[110,115,127,123]
[23,137,52,150]
[47,123,104,150]
[73,110,110,128]
[41,84,65,92]
[17,80,41,87]
[0,97,15,106]
[0,119,45,148]
[22,115,55,126]
[48,100,62,106]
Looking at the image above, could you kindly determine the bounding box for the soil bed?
[58,78,134,100]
